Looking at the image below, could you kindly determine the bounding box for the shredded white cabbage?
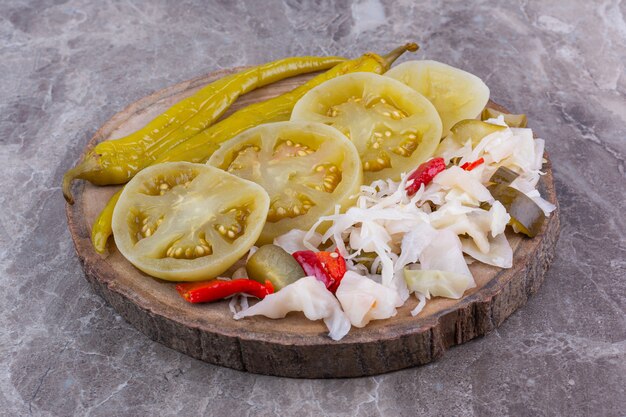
[273,229,322,254]
[419,229,475,284]
[410,292,427,317]
[228,294,250,315]
[335,271,403,327]
[394,222,438,273]
[260,119,554,340]
[433,166,493,204]
[234,276,351,341]
[228,297,239,314]
[461,233,512,268]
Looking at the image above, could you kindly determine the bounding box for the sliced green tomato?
[207,121,362,244]
[482,108,527,128]
[112,162,269,281]
[385,60,490,135]
[449,119,507,147]
[290,73,442,184]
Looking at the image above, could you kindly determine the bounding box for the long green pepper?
[91,43,419,253]
[155,43,419,165]
[63,55,346,203]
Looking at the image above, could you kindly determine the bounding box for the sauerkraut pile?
[230,115,555,340]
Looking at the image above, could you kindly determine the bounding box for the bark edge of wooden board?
[65,68,560,378]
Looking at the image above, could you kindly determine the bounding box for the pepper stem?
[62,156,100,204]
[62,169,79,205]
[381,42,419,69]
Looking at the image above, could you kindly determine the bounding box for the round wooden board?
[66,68,560,378]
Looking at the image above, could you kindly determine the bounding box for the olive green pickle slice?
[246,244,305,290]
[489,166,519,186]
[449,119,506,147]
[488,185,544,237]
[481,108,527,128]
[488,168,544,238]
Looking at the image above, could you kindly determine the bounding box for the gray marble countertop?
[1,0,625,416]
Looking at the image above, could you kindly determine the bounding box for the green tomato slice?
[290,73,442,184]
[207,121,363,244]
[112,162,269,281]
[386,60,490,136]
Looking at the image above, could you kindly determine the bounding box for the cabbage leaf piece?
[234,276,351,341]
[404,229,476,300]
[335,271,403,327]
[404,269,475,300]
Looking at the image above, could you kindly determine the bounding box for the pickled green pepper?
[91,44,419,253]
[62,55,346,203]
[154,43,419,165]
[91,189,121,254]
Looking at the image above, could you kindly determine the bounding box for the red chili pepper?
[316,250,347,293]
[292,250,332,288]
[175,278,274,304]
[292,250,347,293]
[460,157,485,171]
[405,157,446,195]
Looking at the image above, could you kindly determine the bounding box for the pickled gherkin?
[481,108,527,128]
[489,166,519,186]
[488,167,545,237]
[246,245,305,290]
[449,119,506,147]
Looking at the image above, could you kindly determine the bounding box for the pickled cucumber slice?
[488,184,544,237]
[246,244,305,290]
[481,108,527,128]
[488,167,544,238]
[489,166,519,186]
[449,119,506,147]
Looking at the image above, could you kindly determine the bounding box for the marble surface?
[1,0,625,415]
